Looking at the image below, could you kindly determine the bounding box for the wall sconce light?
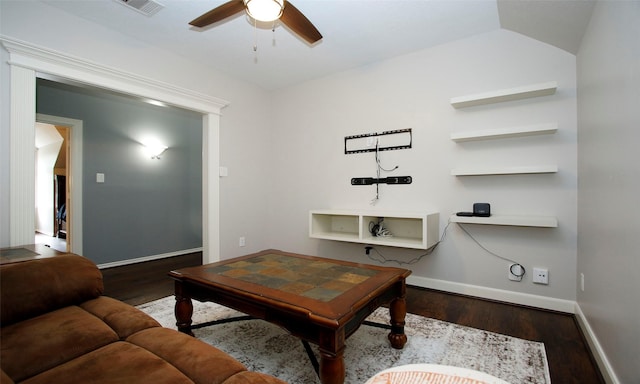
[143,142,168,159]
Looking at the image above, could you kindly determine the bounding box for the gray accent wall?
[37,79,203,265]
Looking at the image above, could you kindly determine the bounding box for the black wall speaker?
[473,203,491,217]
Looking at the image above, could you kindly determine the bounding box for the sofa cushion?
[223,372,290,384]
[127,327,247,384]
[0,255,103,326]
[0,306,118,382]
[20,341,195,384]
[79,296,161,339]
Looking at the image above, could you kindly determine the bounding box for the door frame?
[3,37,229,264]
[36,114,83,254]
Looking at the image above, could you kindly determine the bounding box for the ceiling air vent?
[115,0,164,16]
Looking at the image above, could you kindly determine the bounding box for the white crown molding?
[0,35,229,114]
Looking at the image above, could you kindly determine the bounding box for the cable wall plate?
[344,128,412,154]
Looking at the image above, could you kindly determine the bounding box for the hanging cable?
[365,220,453,265]
[456,223,526,278]
[370,139,399,205]
[363,220,525,279]
[375,141,398,173]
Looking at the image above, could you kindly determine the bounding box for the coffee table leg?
[388,284,408,349]
[319,346,345,384]
[174,282,194,336]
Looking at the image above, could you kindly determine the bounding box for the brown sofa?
[0,254,287,384]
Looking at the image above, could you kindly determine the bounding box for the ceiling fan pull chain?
[272,21,277,47]
[253,18,258,52]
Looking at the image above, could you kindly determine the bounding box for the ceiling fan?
[189,0,322,44]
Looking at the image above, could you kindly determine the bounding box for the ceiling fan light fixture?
[244,0,284,22]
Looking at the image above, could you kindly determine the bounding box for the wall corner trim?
[574,303,620,384]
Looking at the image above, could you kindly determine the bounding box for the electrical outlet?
[239,236,246,247]
[508,263,523,282]
[533,267,549,284]
[580,273,585,291]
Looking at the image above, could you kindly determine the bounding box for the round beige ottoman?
[365,364,510,384]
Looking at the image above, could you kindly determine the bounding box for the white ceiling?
[41,0,595,91]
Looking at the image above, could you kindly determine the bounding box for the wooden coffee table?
[169,249,411,384]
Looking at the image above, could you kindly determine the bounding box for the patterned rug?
[137,296,551,384]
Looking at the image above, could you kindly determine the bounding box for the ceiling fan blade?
[280,2,322,44]
[189,0,246,28]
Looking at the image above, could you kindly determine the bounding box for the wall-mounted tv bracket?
[344,128,412,154]
[351,176,412,185]
[346,128,412,204]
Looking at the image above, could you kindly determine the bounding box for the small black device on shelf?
[473,203,491,217]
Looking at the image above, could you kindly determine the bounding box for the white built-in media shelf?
[450,214,558,228]
[309,210,440,250]
[451,123,557,142]
[451,165,558,176]
[450,81,557,109]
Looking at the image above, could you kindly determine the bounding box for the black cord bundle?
[364,220,526,279]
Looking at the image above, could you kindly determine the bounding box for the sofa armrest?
[0,255,103,326]
[1,369,15,384]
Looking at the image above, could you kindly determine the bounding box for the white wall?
[1,1,578,308]
[270,29,578,306]
[3,1,636,379]
[0,1,274,257]
[577,1,640,382]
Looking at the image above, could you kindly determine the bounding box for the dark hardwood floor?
[101,254,604,384]
[405,287,604,384]
[101,252,202,306]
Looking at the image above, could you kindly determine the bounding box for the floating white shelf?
[450,214,558,228]
[451,165,558,176]
[451,123,558,142]
[309,210,440,250]
[450,81,557,109]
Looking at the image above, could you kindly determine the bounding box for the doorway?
[34,114,84,255]
[5,43,221,262]
[35,123,69,252]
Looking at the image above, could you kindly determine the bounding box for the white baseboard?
[574,303,620,384]
[407,275,576,313]
[97,248,203,269]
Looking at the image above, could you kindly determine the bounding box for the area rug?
[137,296,551,384]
